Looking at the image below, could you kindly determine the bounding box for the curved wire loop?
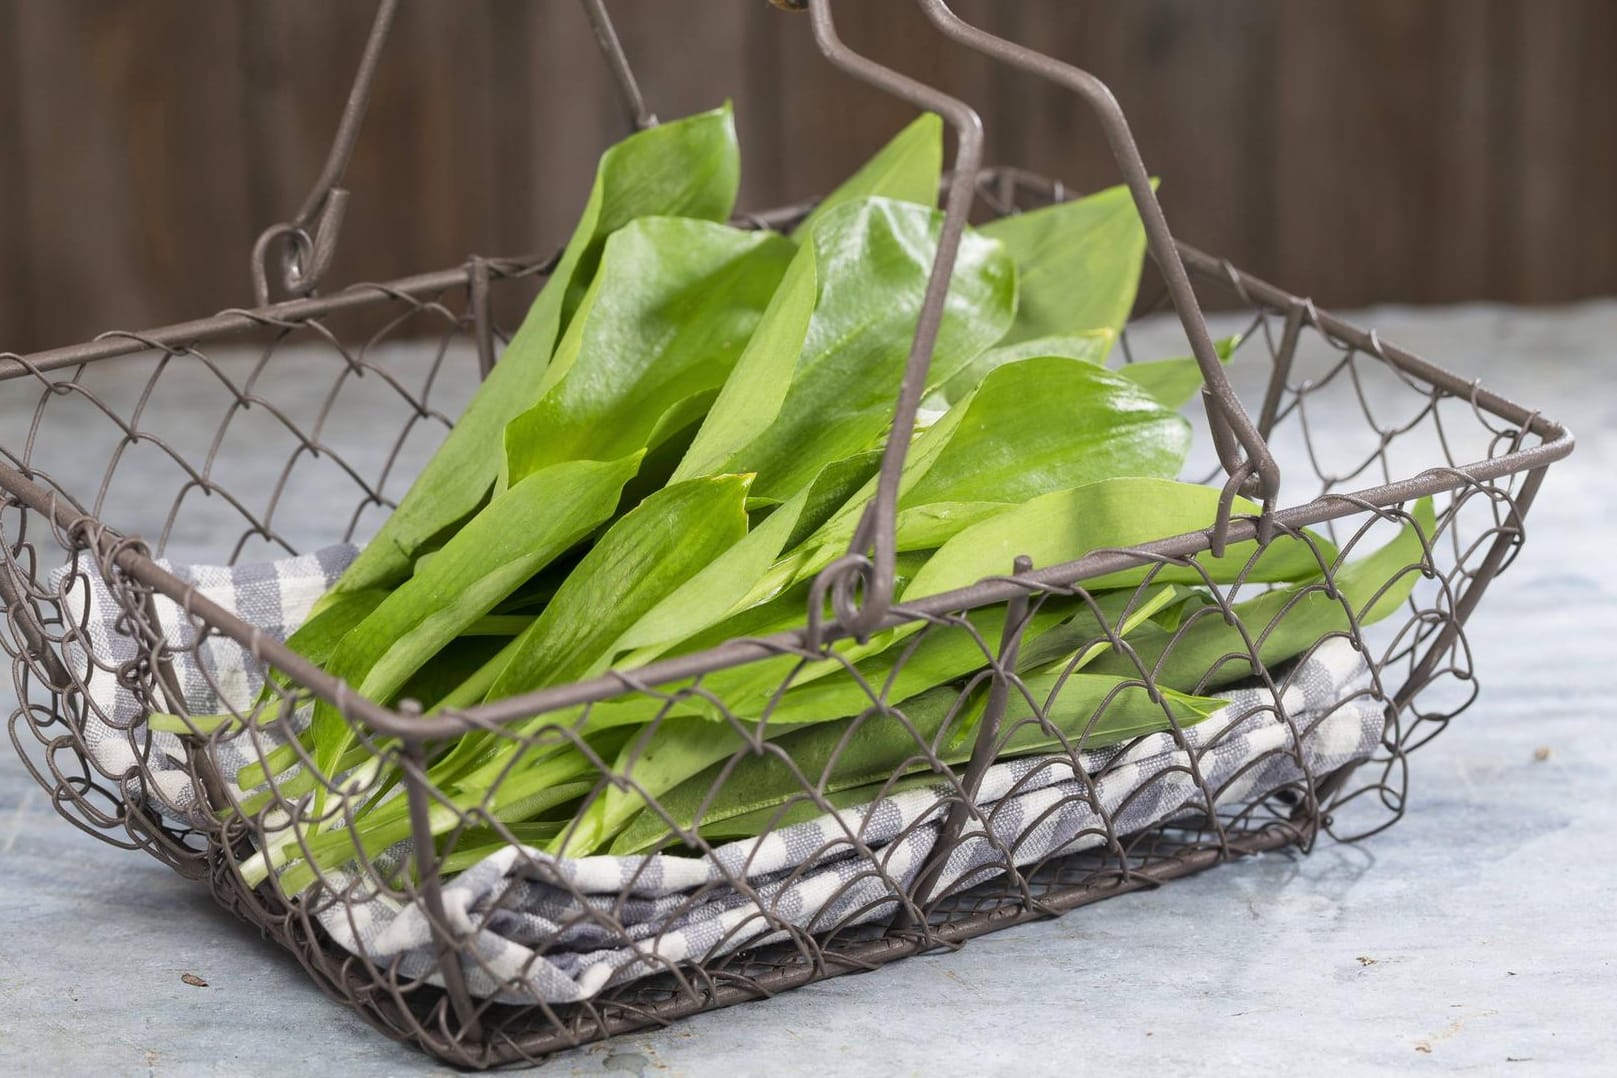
[250,0,398,306]
[913,0,1282,555]
[250,0,653,308]
[801,0,985,643]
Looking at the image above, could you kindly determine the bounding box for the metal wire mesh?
[0,169,1567,1066]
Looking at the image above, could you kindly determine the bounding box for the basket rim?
[0,240,1574,744]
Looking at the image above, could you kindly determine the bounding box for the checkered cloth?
[52,545,360,826]
[57,549,1385,1004]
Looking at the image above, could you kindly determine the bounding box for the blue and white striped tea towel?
[55,549,1385,1004]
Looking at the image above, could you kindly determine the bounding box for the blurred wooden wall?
[2,0,1614,353]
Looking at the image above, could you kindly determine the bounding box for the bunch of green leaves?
[220,110,1431,894]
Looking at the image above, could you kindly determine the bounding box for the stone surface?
[1,302,1612,1075]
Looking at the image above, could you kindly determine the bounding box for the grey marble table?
[1,303,1612,1076]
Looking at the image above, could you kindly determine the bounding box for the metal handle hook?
[250,0,654,308]
[250,0,397,306]
[800,0,984,642]
[913,0,1281,549]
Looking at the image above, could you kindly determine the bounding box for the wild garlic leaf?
[787,357,1194,583]
[608,673,1222,856]
[661,579,1159,746]
[307,452,643,811]
[503,218,794,488]
[394,635,513,711]
[611,448,883,663]
[1088,497,1435,690]
[928,330,1114,410]
[324,107,740,602]
[532,105,744,387]
[897,358,1190,509]
[607,490,808,664]
[552,588,1076,849]
[980,181,1152,345]
[483,474,755,703]
[1117,334,1241,410]
[579,551,935,734]
[904,476,1341,603]
[269,739,619,894]
[657,771,946,847]
[782,448,886,550]
[435,475,755,791]
[791,113,943,241]
[670,249,817,483]
[737,601,1077,729]
[675,197,1017,501]
[563,714,756,855]
[886,502,1009,552]
[274,587,389,683]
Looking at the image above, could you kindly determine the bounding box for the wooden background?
[2,0,1614,354]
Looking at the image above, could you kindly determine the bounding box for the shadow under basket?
[0,167,1571,1067]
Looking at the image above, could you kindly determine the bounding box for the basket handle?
[914,0,1281,543]
[249,0,654,306]
[250,0,396,306]
[800,0,986,644]
[803,0,1285,644]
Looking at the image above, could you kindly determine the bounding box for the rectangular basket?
[0,166,1570,1064]
[0,2,1573,1066]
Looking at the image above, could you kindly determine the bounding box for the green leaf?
[943,584,1186,752]
[266,739,618,894]
[679,548,932,670]
[782,357,1193,584]
[734,601,1074,728]
[213,588,391,790]
[322,106,740,602]
[1087,498,1435,691]
[434,475,758,790]
[560,587,1173,851]
[675,197,1017,501]
[484,474,755,702]
[791,113,943,241]
[665,771,945,846]
[285,587,389,662]
[1018,584,1187,676]
[607,485,808,662]
[980,181,1152,344]
[781,448,886,550]
[503,218,794,488]
[607,360,1190,717]
[394,634,514,709]
[428,635,523,715]
[433,818,576,878]
[1118,334,1241,410]
[563,714,755,853]
[611,449,882,664]
[573,552,936,735]
[609,673,1222,855]
[898,358,1190,509]
[888,502,1008,552]
[531,106,745,392]
[904,477,1340,603]
[307,453,642,813]
[927,330,1114,410]
[670,247,816,482]
[699,585,1162,739]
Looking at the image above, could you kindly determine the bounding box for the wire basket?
[0,0,1572,1068]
